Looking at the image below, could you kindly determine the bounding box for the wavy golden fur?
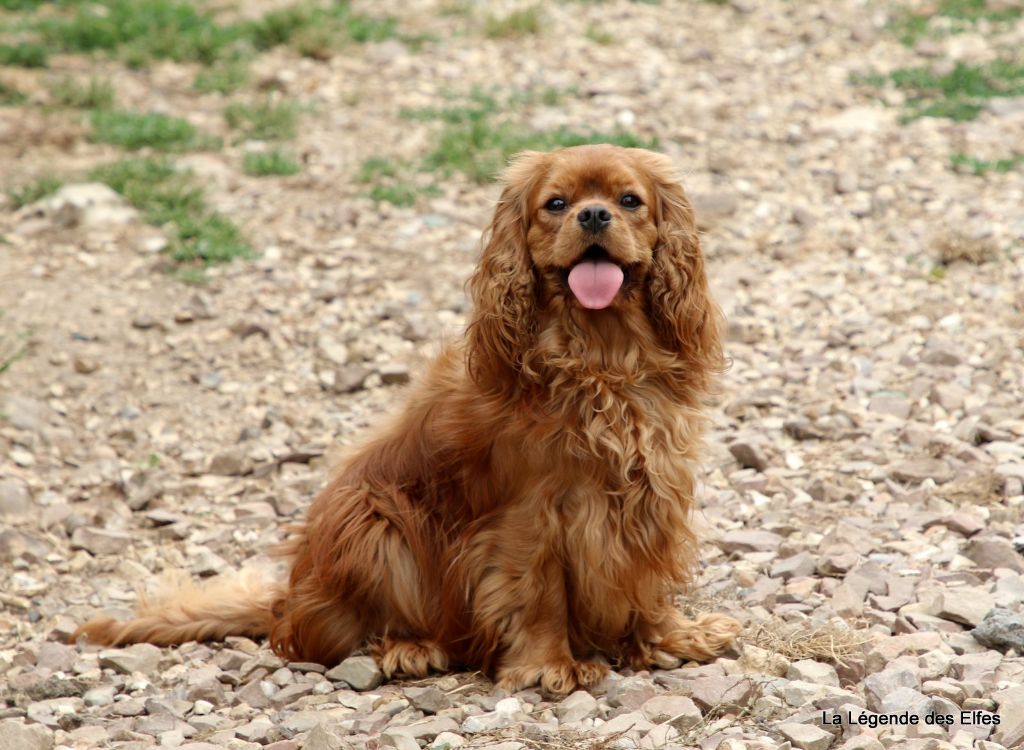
[74,144,740,694]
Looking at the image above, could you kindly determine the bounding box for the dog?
[74,144,740,695]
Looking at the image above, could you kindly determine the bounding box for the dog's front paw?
[497,658,608,696]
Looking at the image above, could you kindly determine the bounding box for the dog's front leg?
[467,508,608,696]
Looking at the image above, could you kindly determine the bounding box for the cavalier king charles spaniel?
[74,144,740,695]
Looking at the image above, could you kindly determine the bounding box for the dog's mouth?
[562,245,626,310]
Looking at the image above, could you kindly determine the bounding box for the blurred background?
[1,0,1024,748]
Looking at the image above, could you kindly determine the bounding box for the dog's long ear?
[466,151,549,388]
[633,150,724,387]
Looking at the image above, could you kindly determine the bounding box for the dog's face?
[468,143,721,385]
[524,147,661,311]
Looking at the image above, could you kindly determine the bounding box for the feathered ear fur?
[466,151,549,388]
[633,150,725,387]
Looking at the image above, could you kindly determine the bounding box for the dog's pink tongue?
[567,260,624,310]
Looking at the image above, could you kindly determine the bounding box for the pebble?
[324,655,383,690]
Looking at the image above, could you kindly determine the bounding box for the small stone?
[82,685,115,707]
[207,447,250,476]
[380,731,420,750]
[640,695,701,731]
[931,588,996,627]
[685,675,756,710]
[98,643,162,675]
[772,552,817,580]
[965,537,1024,572]
[70,526,135,556]
[890,458,955,484]
[325,656,383,690]
[428,732,466,749]
[35,642,76,672]
[404,686,450,714]
[787,660,839,687]
[607,675,657,709]
[729,440,769,471]
[235,717,274,743]
[864,666,918,712]
[778,722,834,750]
[0,477,31,520]
[378,363,411,385]
[593,711,655,737]
[400,716,460,740]
[719,529,783,553]
[556,690,598,722]
[972,608,1024,653]
[73,357,100,374]
[0,720,53,750]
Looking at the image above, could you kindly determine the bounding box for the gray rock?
[380,731,419,750]
[864,666,918,712]
[931,588,996,627]
[325,655,383,690]
[772,552,817,580]
[973,607,1024,653]
[787,660,839,687]
[555,690,598,722]
[965,537,1024,572]
[98,643,162,675]
[70,527,134,556]
[34,642,76,672]
[719,530,783,553]
[889,458,955,484]
[403,685,449,714]
[778,722,834,750]
[428,733,466,749]
[0,477,31,520]
[729,440,769,471]
[640,694,701,731]
[0,720,53,750]
[607,675,657,709]
[593,711,655,737]
[378,363,411,385]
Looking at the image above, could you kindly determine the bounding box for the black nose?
[577,205,612,233]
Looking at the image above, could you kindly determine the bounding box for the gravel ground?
[2,0,1024,748]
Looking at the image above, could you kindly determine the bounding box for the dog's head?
[467,144,722,387]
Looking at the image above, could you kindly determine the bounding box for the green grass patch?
[414,91,657,182]
[242,149,301,176]
[49,76,114,109]
[484,7,541,38]
[892,0,1024,46]
[90,158,250,268]
[36,0,240,66]
[861,61,1024,122]
[8,176,62,209]
[951,152,1024,174]
[2,1,398,70]
[0,81,27,106]
[368,182,440,207]
[357,156,401,182]
[224,99,298,140]
[90,109,216,150]
[246,3,397,59]
[0,42,48,67]
[585,24,614,45]
[193,58,249,94]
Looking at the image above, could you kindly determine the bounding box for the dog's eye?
[545,197,567,212]
[620,194,642,209]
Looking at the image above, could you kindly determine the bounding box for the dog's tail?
[71,567,281,648]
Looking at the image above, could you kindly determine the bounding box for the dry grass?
[745,617,871,666]
[932,229,999,265]
[938,470,1003,505]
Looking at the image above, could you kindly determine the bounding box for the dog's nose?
[577,205,612,233]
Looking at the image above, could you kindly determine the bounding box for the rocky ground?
[2,0,1024,748]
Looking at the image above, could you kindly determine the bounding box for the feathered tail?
[71,567,280,647]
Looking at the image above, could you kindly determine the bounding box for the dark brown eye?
[545,197,567,212]
[620,194,641,209]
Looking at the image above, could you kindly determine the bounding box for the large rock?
[640,695,701,730]
[777,722,834,750]
[27,183,139,228]
[70,527,134,556]
[0,720,53,750]
[972,607,1024,652]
